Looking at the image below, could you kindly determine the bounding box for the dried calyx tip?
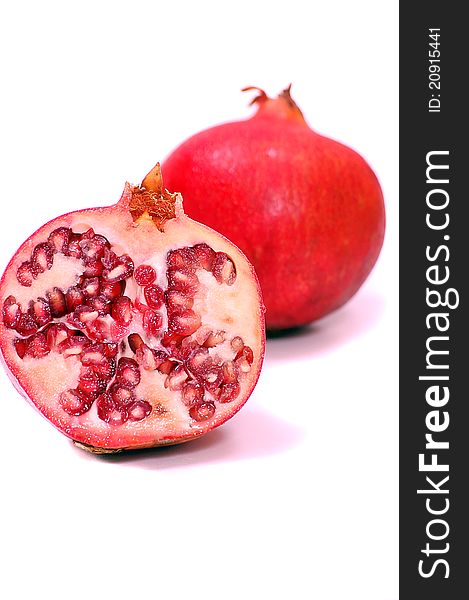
[141,163,164,195]
[242,84,304,121]
[241,86,268,106]
[129,163,178,231]
[279,83,295,104]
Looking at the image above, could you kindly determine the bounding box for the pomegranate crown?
[242,84,305,123]
[128,163,179,231]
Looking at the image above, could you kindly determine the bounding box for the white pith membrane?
[0,187,264,451]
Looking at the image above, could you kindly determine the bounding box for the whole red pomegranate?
[163,86,385,330]
[0,164,265,453]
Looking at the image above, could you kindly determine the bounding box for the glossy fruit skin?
[163,88,385,329]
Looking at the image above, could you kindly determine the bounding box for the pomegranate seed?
[107,318,127,341]
[81,314,105,339]
[81,277,101,298]
[165,364,189,390]
[193,243,216,270]
[84,259,104,277]
[16,261,36,287]
[85,315,114,343]
[68,306,99,328]
[116,357,141,387]
[160,331,184,348]
[31,242,54,273]
[112,320,132,341]
[46,323,71,350]
[81,228,95,240]
[186,347,212,376]
[80,235,108,261]
[244,346,254,364]
[212,252,237,285]
[134,264,157,286]
[96,393,128,425]
[134,298,147,314]
[81,344,107,366]
[203,330,226,348]
[79,365,94,378]
[87,295,112,315]
[189,401,216,422]
[93,234,111,248]
[103,264,128,283]
[103,343,119,358]
[16,313,38,337]
[110,383,135,407]
[143,309,163,337]
[222,361,238,384]
[231,336,244,353]
[128,400,152,422]
[47,287,67,317]
[102,248,118,269]
[59,389,92,416]
[95,391,111,414]
[25,334,50,358]
[14,338,29,358]
[237,358,251,373]
[77,369,106,396]
[117,254,134,275]
[135,345,156,370]
[65,286,85,312]
[2,296,21,329]
[111,296,133,326]
[144,284,164,309]
[165,290,193,311]
[219,381,241,403]
[93,358,116,380]
[157,358,175,375]
[48,227,71,253]
[168,309,201,336]
[65,233,83,258]
[135,345,159,371]
[102,254,134,283]
[128,333,144,353]
[59,335,89,357]
[236,345,253,363]
[202,367,223,392]
[167,247,195,270]
[176,338,199,361]
[29,298,52,327]
[182,380,204,406]
[101,280,125,300]
[167,269,199,293]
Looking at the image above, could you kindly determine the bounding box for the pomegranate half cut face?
[0,164,265,452]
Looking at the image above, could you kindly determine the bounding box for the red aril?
[0,164,265,453]
[134,265,157,286]
[162,86,385,330]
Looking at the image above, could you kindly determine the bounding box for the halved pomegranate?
[0,164,265,453]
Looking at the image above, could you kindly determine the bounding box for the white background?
[0,2,398,599]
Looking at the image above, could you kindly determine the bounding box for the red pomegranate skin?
[162,87,385,330]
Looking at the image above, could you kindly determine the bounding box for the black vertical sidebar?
[400,3,467,598]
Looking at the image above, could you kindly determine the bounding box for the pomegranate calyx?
[242,86,268,105]
[242,84,305,123]
[141,162,164,194]
[129,163,178,231]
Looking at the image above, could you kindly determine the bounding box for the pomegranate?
[0,164,265,453]
[162,86,385,329]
